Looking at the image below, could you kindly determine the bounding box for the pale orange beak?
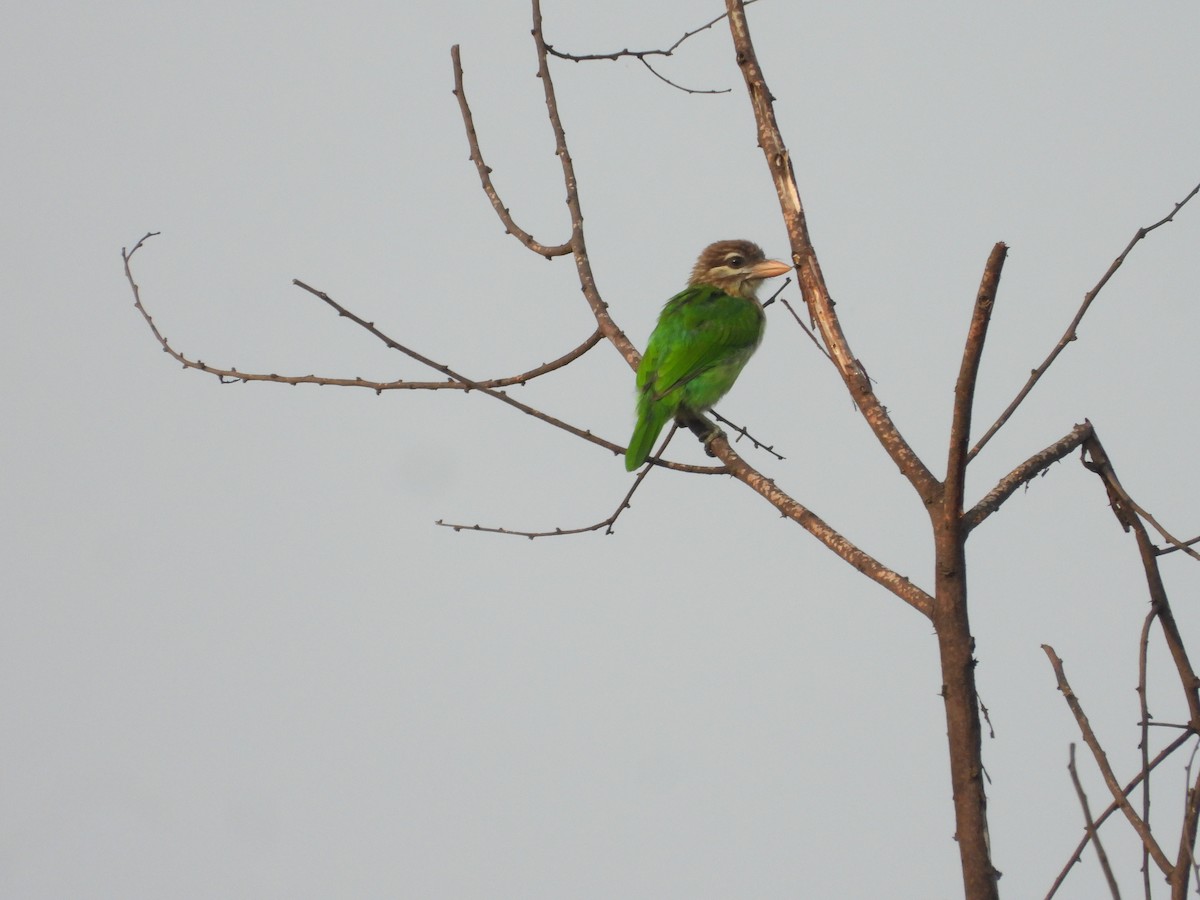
[750,259,791,279]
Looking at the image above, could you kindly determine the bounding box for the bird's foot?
[676,413,723,457]
[700,428,725,458]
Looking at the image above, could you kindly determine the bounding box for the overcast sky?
[4,2,1200,897]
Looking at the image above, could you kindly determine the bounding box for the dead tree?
[123,2,1200,896]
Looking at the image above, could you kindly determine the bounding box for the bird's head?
[688,239,791,300]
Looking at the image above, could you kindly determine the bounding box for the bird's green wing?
[625,285,764,471]
[641,284,764,400]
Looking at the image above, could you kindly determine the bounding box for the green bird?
[625,239,791,471]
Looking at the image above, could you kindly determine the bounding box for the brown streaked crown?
[688,239,791,299]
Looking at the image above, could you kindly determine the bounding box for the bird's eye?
[726,255,744,268]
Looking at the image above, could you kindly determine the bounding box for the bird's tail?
[625,401,673,471]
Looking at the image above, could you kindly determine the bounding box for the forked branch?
[454,0,936,609]
[1081,434,1200,728]
[1047,731,1195,897]
[544,2,761,95]
[121,234,716,475]
[545,0,757,63]
[1042,644,1173,876]
[452,1,639,367]
[1043,433,1200,897]
[451,45,572,259]
[970,178,1200,462]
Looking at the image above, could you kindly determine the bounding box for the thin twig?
[529,0,640,368]
[762,277,834,362]
[451,45,571,259]
[759,275,790,309]
[145,275,602,393]
[1041,644,1173,876]
[636,56,731,95]
[292,278,721,473]
[778,297,834,363]
[1144,723,1193,731]
[123,234,599,392]
[709,411,785,460]
[1082,435,1200,728]
[1128,500,1200,563]
[121,236,720,476]
[438,426,690,538]
[437,454,657,538]
[1158,536,1200,557]
[978,693,996,740]
[1067,743,1122,899]
[1077,437,1200,565]
[970,178,1200,462]
[452,16,639,366]
[1138,608,1156,900]
[1047,731,1195,898]
[545,1,757,62]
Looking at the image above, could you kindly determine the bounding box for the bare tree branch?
[451,45,571,259]
[1082,434,1200,729]
[761,276,834,362]
[124,234,601,391]
[545,1,758,63]
[724,6,1007,893]
[970,179,1200,462]
[705,434,934,618]
[1131,502,1200,563]
[774,295,835,364]
[1137,609,1157,900]
[978,693,996,740]
[635,57,731,95]
[529,0,640,368]
[709,410,785,461]
[965,422,1094,533]
[291,278,719,472]
[1158,536,1200,558]
[126,4,1200,895]
[1042,644,1173,876]
[122,237,716,475]
[437,452,658,538]
[1178,747,1200,900]
[1047,731,1195,899]
[946,243,1007,519]
[1067,743,1122,899]
[723,1,939,504]
[1044,433,1200,898]
[454,0,943,612]
[452,9,640,367]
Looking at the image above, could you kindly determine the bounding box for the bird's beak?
[750,259,792,279]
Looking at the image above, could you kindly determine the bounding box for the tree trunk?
[934,515,999,899]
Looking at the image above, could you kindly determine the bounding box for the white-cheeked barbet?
[625,239,791,471]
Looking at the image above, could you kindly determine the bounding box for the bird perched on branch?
[625,239,791,471]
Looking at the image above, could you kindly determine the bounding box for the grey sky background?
[4,2,1199,897]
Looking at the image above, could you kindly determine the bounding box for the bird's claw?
[701,427,724,457]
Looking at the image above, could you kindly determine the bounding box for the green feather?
[625,284,765,471]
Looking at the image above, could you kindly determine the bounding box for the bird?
[624,239,791,471]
